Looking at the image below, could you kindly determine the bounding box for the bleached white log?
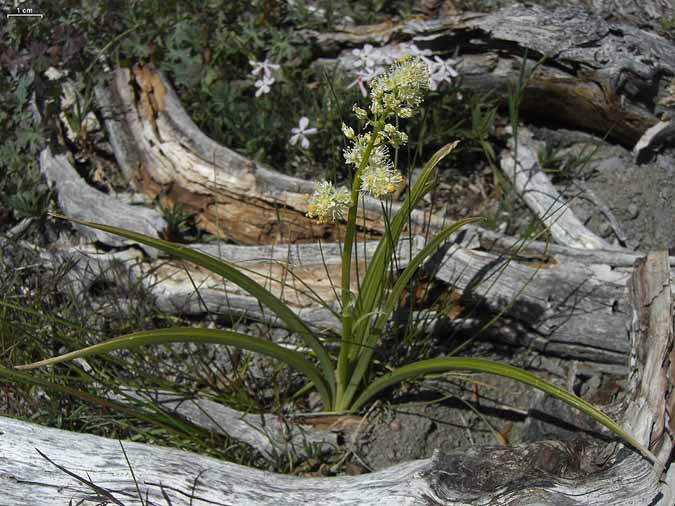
[108,386,338,459]
[499,127,615,250]
[39,148,166,251]
[2,251,671,505]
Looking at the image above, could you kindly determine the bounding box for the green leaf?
[344,142,459,366]
[48,214,335,402]
[15,327,333,408]
[352,141,459,342]
[340,216,482,408]
[349,357,656,463]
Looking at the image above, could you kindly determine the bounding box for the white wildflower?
[403,43,432,58]
[370,56,430,118]
[428,56,458,91]
[352,44,380,70]
[383,123,408,148]
[249,58,280,78]
[347,67,381,98]
[306,181,351,224]
[289,117,318,149]
[254,75,275,97]
[352,105,369,121]
[341,123,355,140]
[344,133,386,169]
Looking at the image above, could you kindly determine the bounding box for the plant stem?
[335,119,383,410]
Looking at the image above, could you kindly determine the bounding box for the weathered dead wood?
[38,148,166,249]
[633,118,675,163]
[623,250,675,501]
[420,0,674,25]
[499,126,616,250]
[457,224,675,267]
[88,4,675,250]
[310,5,675,147]
[37,233,634,366]
[95,66,447,246]
[107,386,339,459]
[2,251,671,505]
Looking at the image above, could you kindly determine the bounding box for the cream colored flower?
[352,105,369,121]
[360,165,403,198]
[370,57,430,118]
[383,123,408,148]
[306,181,351,224]
[341,123,355,140]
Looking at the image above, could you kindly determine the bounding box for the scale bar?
[7,13,44,18]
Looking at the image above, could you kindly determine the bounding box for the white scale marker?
[7,7,43,18]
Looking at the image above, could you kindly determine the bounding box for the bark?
[309,4,675,148]
[92,4,675,247]
[1,250,671,505]
[95,66,435,246]
[421,0,674,25]
[499,126,615,250]
[29,227,651,367]
[106,386,340,459]
[39,148,166,251]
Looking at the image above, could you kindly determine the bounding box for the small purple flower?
[347,67,381,98]
[289,117,318,149]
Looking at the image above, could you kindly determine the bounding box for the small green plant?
[659,16,675,33]
[17,58,656,463]
[158,200,197,243]
[0,70,50,221]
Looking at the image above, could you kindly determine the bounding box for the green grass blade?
[0,365,209,447]
[349,357,656,463]
[49,214,335,401]
[15,327,333,408]
[340,216,482,407]
[334,142,459,411]
[376,217,483,330]
[351,141,460,344]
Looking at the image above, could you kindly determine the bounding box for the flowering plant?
[18,57,654,462]
[289,116,318,150]
[250,58,279,97]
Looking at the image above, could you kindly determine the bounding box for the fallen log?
[2,251,671,505]
[10,5,673,501]
[91,5,675,247]
[31,227,643,368]
[39,148,166,250]
[499,126,616,250]
[95,66,422,246]
[307,4,675,148]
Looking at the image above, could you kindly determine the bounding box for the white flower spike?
[290,117,318,150]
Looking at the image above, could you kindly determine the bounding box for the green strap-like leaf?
[349,357,656,463]
[335,142,459,411]
[16,327,333,408]
[351,142,460,348]
[340,216,482,408]
[49,214,335,402]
